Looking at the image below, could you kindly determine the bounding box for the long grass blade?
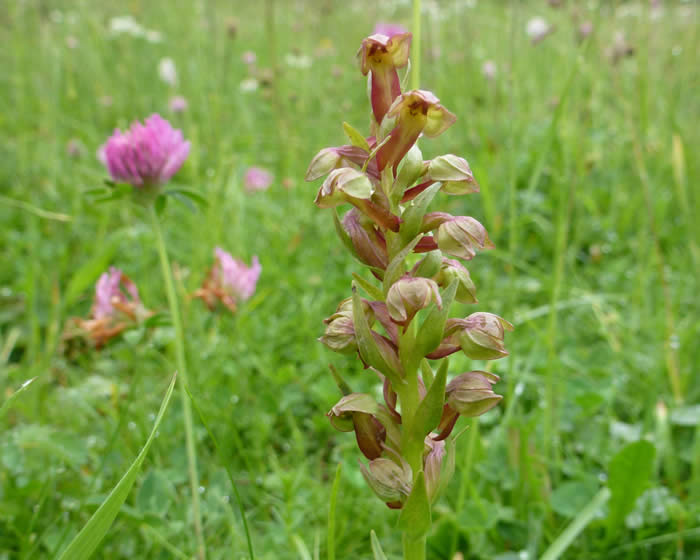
[57,374,177,560]
[539,487,611,560]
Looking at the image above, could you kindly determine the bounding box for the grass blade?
[540,487,610,560]
[370,530,388,560]
[0,377,37,421]
[57,373,177,560]
[327,463,342,560]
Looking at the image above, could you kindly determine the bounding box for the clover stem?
[149,206,206,560]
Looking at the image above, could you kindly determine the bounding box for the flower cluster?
[64,267,151,348]
[194,248,261,312]
[102,114,190,188]
[307,32,511,512]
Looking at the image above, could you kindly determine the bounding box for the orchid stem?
[411,0,421,89]
[403,534,427,560]
[149,206,206,560]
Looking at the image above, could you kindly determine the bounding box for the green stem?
[403,534,426,560]
[396,322,428,560]
[149,207,206,560]
[411,0,421,90]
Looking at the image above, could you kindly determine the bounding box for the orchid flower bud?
[305,145,373,182]
[357,33,412,125]
[319,297,374,354]
[342,209,389,269]
[436,215,494,261]
[435,259,477,304]
[386,276,442,324]
[445,371,502,417]
[314,168,374,208]
[428,154,479,195]
[376,90,456,173]
[448,313,513,360]
[423,437,453,503]
[394,144,426,193]
[327,393,386,459]
[360,457,413,505]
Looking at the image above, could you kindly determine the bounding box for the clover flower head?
[244,166,274,192]
[169,95,188,113]
[102,114,190,187]
[373,23,408,38]
[94,267,140,320]
[215,248,261,302]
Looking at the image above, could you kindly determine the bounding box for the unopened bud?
[327,392,378,431]
[314,168,374,208]
[319,297,374,354]
[428,154,479,195]
[305,145,371,182]
[360,457,412,504]
[450,313,513,360]
[342,209,388,269]
[446,371,502,417]
[395,144,425,193]
[435,258,477,304]
[424,437,453,503]
[436,216,494,261]
[306,148,344,181]
[386,276,442,324]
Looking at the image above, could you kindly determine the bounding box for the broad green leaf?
[457,500,503,531]
[551,479,600,518]
[410,358,448,437]
[63,241,119,308]
[400,182,442,244]
[57,374,177,560]
[0,377,36,421]
[382,235,423,295]
[342,122,370,152]
[370,530,388,560]
[607,440,656,535]
[398,471,431,539]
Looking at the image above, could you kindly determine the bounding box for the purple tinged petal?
[214,248,261,302]
[101,113,189,188]
[373,23,408,38]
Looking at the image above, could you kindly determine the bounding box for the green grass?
[1,1,698,559]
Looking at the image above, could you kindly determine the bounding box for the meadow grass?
[0,1,698,558]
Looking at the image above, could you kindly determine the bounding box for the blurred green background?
[0,1,698,558]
